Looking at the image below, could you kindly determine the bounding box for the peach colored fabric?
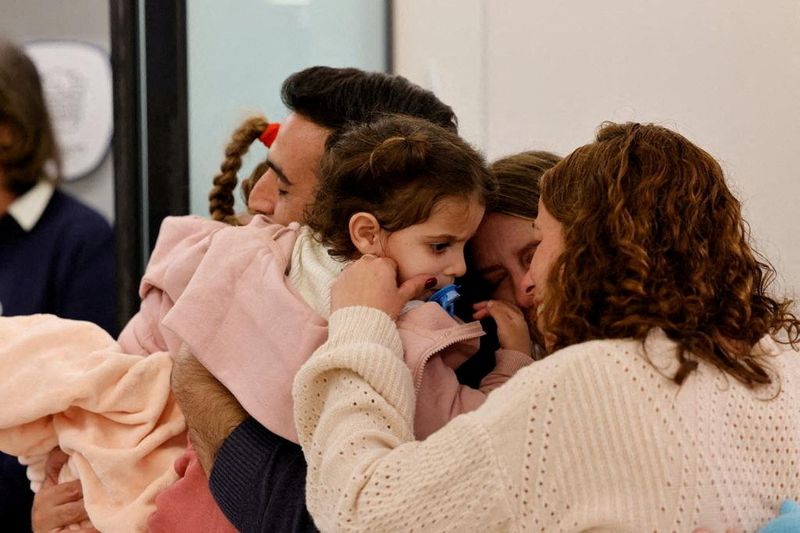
[117,215,242,532]
[0,315,186,532]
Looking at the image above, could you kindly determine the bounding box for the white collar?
[7,180,55,232]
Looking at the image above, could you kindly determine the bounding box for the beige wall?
[394,0,800,297]
[392,0,486,147]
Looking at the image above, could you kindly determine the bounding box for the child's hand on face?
[473,300,533,356]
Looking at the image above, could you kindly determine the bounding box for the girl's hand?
[473,300,533,355]
[331,255,434,320]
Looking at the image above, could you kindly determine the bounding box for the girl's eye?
[431,242,450,253]
[278,189,289,197]
[484,273,506,292]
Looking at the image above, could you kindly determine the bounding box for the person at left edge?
[0,38,116,533]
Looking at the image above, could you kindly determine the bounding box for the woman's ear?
[349,212,383,255]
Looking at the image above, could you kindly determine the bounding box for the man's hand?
[171,345,247,475]
[31,448,98,533]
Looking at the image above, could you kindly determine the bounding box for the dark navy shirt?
[210,417,318,533]
[0,187,116,332]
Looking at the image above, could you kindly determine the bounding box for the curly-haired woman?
[294,121,800,532]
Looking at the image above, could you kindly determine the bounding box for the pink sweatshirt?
[3,215,528,531]
[151,215,532,441]
[146,215,530,529]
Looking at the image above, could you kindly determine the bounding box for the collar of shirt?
[7,180,55,232]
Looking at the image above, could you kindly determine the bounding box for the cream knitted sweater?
[293,306,800,532]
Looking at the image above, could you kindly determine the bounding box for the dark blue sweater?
[0,188,117,532]
[210,417,318,533]
[0,188,117,333]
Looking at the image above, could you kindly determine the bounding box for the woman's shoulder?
[535,336,650,371]
[506,331,682,396]
[519,330,800,395]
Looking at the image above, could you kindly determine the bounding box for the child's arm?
[472,300,534,393]
[414,300,533,438]
[480,348,534,393]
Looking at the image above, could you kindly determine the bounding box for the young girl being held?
[0,114,533,531]
[163,114,534,442]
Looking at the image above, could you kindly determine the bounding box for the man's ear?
[349,212,383,255]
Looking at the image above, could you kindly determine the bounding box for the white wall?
[393,0,800,297]
[392,0,486,147]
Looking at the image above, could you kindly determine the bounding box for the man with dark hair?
[29,65,455,533]
[281,66,457,133]
[170,66,457,533]
[248,66,457,225]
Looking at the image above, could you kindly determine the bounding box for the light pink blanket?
[0,314,187,532]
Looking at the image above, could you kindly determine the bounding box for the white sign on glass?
[24,41,113,182]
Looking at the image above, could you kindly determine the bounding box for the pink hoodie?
[153,215,532,441]
[130,215,532,529]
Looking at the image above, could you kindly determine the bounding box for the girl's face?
[470,212,538,309]
[520,200,565,339]
[378,195,485,299]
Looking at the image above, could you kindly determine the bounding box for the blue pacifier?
[427,284,461,317]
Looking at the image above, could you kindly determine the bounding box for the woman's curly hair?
[539,122,799,387]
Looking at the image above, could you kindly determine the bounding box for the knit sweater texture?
[293,306,800,532]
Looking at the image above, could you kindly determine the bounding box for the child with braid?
[0,114,282,533]
[207,114,274,226]
[161,113,534,444]
[8,67,475,532]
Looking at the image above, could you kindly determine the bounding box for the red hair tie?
[259,123,280,148]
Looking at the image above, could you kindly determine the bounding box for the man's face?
[248,112,329,225]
